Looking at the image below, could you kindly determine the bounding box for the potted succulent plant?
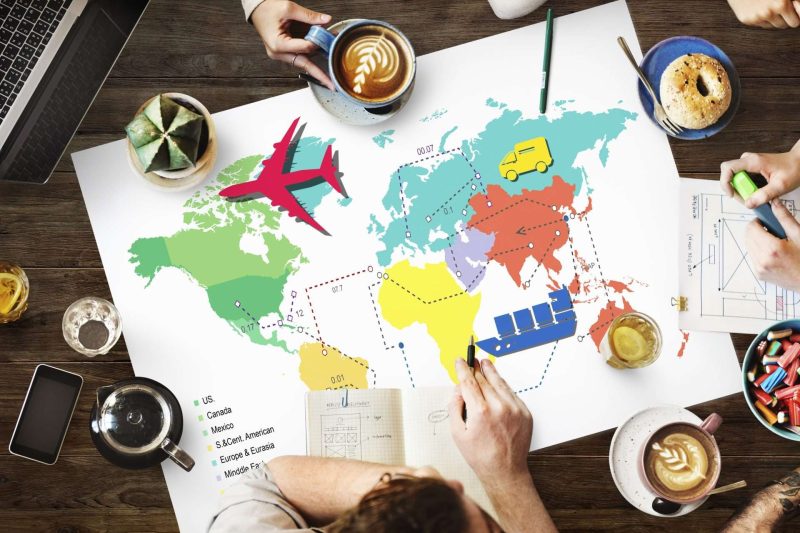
[125,93,217,189]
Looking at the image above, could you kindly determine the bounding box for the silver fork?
[616,36,683,137]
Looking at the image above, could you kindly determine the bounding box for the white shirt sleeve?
[241,0,267,22]
[208,463,322,532]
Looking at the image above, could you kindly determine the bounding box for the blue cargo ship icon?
[476,285,576,356]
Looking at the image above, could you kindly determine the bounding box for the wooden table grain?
[1,1,799,531]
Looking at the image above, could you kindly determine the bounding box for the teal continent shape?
[374,101,637,266]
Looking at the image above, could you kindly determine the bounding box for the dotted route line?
[283,314,378,387]
[448,246,461,280]
[327,384,357,390]
[367,281,394,350]
[396,147,488,239]
[236,302,260,325]
[398,147,461,169]
[398,344,416,388]
[470,197,553,229]
[383,275,469,305]
[380,259,485,302]
[581,213,611,305]
[455,147,487,196]
[396,172,411,237]
[306,267,370,289]
[289,334,376,388]
[586,316,616,336]
[238,300,378,388]
[426,172,481,219]
[567,235,579,279]
[491,243,534,258]
[514,341,560,394]
[303,266,373,343]
[234,301,280,330]
[524,233,560,285]
[305,288,323,346]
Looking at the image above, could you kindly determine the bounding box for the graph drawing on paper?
[680,178,800,333]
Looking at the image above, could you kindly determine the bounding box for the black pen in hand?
[462,336,476,421]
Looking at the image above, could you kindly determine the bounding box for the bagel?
[659,53,731,130]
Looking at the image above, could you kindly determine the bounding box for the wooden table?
[1,0,799,530]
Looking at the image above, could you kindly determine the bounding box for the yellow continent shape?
[378,260,481,383]
[298,342,369,390]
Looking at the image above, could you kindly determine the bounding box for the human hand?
[727,0,800,28]
[251,0,335,90]
[448,358,533,488]
[745,200,800,291]
[720,140,800,208]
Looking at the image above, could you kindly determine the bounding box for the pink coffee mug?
[638,413,723,503]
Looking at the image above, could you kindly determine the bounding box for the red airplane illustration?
[218,117,343,234]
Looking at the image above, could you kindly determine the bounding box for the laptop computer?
[0,0,149,184]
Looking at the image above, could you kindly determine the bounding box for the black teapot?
[90,377,194,471]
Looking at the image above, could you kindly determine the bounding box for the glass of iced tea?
[599,311,662,369]
[0,261,29,324]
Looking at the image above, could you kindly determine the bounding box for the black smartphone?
[9,364,83,465]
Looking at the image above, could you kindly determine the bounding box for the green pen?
[539,8,554,114]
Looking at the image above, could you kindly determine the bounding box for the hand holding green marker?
[731,170,787,239]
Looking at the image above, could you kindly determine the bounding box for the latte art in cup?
[333,25,413,104]
[649,433,708,491]
[643,423,720,502]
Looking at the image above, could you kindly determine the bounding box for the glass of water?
[62,297,123,357]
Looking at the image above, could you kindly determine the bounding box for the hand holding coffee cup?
[250,0,335,90]
[305,20,416,113]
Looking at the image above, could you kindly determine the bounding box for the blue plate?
[742,319,800,442]
[638,36,740,140]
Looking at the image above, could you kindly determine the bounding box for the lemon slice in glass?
[612,326,648,361]
[0,273,22,315]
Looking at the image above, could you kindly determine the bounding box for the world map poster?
[72,2,741,531]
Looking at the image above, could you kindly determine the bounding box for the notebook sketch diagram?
[320,414,362,459]
[679,178,800,333]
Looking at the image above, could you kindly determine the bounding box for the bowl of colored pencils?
[743,320,800,441]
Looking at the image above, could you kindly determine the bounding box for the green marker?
[539,8,554,114]
[731,170,786,239]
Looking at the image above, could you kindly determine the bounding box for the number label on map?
[330,374,345,384]
[240,323,256,333]
[332,284,343,294]
[416,144,434,156]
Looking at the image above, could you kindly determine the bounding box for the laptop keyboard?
[0,0,72,126]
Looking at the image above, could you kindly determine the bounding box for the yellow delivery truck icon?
[498,137,553,181]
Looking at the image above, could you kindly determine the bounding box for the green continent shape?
[129,154,306,350]
[374,104,637,266]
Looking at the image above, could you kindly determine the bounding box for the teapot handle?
[161,437,195,472]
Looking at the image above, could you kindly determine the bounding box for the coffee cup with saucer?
[609,405,712,517]
[303,19,416,126]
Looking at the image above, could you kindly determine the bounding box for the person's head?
[326,466,503,533]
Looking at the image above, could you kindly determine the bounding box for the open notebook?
[305,387,495,518]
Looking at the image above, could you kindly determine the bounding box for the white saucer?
[306,20,410,127]
[609,405,708,517]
